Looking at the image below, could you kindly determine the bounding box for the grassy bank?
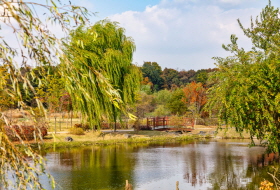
[35,130,207,150]
[191,125,251,139]
[25,125,251,150]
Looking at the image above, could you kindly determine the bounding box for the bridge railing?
[146,116,194,130]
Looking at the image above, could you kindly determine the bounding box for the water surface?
[42,139,279,190]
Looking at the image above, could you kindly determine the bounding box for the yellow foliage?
[69,127,85,135]
[259,180,274,190]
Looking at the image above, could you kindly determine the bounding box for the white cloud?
[109,0,265,70]
[218,0,243,5]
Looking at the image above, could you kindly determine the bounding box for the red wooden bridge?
[146,116,194,130]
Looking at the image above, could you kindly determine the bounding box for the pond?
[41,139,279,190]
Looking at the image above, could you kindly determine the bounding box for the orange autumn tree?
[182,82,207,118]
[141,77,153,86]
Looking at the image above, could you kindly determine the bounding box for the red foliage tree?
[182,82,207,116]
[4,125,48,141]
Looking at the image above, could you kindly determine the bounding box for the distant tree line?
[141,61,217,91]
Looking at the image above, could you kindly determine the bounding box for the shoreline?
[28,129,252,150]
[33,134,203,150]
[12,125,253,151]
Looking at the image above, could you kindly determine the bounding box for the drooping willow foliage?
[206,2,280,153]
[0,1,141,188]
[0,0,95,189]
[62,20,141,130]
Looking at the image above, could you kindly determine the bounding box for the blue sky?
[84,0,161,19]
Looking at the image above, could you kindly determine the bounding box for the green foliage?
[152,105,171,116]
[141,62,164,91]
[151,89,172,116]
[194,70,208,84]
[162,68,180,89]
[140,84,153,95]
[0,64,16,110]
[154,89,172,105]
[166,88,187,115]
[134,91,156,118]
[31,66,67,112]
[63,20,141,129]
[206,2,280,152]
[140,63,216,91]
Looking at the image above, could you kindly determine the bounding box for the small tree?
[134,91,156,118]
[152,89,172,116]
[206,1,280,152]
[167,88,188,115]
[182,82,207,119]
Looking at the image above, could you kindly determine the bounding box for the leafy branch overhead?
[0,2,141,188]
[0,0,91,110]
[0,1,93,189]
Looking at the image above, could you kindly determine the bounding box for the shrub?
[132,125,152,130]
[69,127,85,135]
[4,125,48,141]
[74,123,90,131]
[139,125,152,130]
[196,118,205,125]
[100,122,126,129]
[196,118,219,126]
[168,115,186,128]
[204,118,219,126]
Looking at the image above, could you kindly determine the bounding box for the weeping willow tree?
[0,0,98,189]
[63,20,142,131]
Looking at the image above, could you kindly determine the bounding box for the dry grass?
[215,127,251,139]
[38,130,198,150]
[45,130,168,143]
[192,125,251,138]
[192,125,216,134]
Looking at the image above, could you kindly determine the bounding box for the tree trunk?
[114,121,117,132]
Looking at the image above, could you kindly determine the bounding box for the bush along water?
[4,125,48,141]
[69,127,85,135]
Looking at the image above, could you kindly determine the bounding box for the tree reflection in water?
[44,144,139,190]
[183,140,280,190]
[41,140,280,190]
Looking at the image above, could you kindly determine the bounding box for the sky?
[4,0,280,71]
[70,0,279,71]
